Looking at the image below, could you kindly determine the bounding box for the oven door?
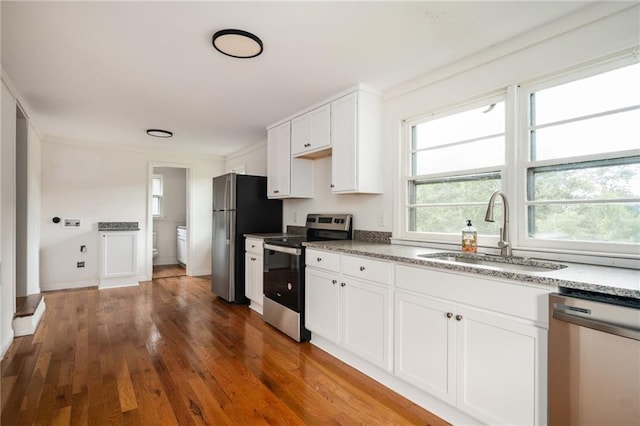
[263,243,304,312]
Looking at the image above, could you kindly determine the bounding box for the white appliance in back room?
[177,225,187,266]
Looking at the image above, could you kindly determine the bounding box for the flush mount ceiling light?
[146,129,173,138]
[212,29,263,59]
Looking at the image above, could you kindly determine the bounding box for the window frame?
[397,53,639,262]
[152,174,165,219]
[398,91,510,246]
[516,56,640,257]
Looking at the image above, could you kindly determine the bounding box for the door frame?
[145,161,192,280]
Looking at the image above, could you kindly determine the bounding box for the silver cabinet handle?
[359,266,365,271]
[455,315,463,321]
[446,312,453,319]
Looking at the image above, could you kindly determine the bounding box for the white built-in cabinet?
[291,104,331,157]
[244,237,264,314]
[99,231,138,288]
[305,248,549,426]
[267,121,313,199]
[305,249,393,371]
[331,90,383,194]
[266,84,382,198]
[394,265,547,426]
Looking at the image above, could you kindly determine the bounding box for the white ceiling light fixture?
[212,29,263,59]
[146,129,173,138]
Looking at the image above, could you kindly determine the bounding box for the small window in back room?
[152,174,164,217]
[525,61,640,245]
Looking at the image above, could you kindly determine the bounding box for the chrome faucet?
[484,190,512,257]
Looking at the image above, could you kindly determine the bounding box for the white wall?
[26,123,41,295]
[1,81,16,353]
[224,140,268,176]
[40,141,223,290]
[153,166,186,265]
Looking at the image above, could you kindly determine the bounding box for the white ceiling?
[2,1,598,157]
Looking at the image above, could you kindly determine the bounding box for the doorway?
[149,165,189,280]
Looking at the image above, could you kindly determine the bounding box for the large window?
[407,98,505,237]
[524,61,640,247]
[402,56,640,258]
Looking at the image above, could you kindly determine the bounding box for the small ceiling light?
[146,129,173,138]
[212,29,263,59]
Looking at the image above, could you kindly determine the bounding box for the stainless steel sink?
[417,252,567,273]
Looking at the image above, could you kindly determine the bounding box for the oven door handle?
[264,243,302,256]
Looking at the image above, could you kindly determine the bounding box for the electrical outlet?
[377,212,385,227]
[77,261,85,268]
[293,212,298,223]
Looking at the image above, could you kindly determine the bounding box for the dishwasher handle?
[552,307,640,341]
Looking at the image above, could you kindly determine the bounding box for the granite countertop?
[303,240,640,300]
[98,222,140,231]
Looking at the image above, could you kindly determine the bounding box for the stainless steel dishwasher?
[548,289,640,425]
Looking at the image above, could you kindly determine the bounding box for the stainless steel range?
[262,214,353,342]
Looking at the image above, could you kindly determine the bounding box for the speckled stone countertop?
[98,222,140,231]
[303,240,640,299]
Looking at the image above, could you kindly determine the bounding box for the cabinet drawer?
[341,255,392,285]
[395,264,551,324]
[245,238,263,254]
[306,249,340,271]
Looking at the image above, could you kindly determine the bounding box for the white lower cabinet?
[306,250,548,425]
[245,238,264,314]
[305,250,393,371]
[341,276,392,370]
[99,231,138,288]
[395,265,548,426]
[305,267,340,342]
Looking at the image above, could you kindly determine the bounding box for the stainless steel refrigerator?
[211,173,282,303]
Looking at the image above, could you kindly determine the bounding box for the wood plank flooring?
[152,264,186,279]
[1,275,450,425]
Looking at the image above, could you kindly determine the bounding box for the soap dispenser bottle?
[462,220,477,253]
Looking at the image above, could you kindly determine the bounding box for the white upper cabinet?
[331,89,383,194]
[266,84,382,198]
[291,104,331,157]
[267,121,313,199]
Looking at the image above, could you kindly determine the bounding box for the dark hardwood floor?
[1,275,449,425]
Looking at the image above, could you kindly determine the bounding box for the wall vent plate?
[63,218,81,228]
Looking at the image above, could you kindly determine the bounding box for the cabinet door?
[305,267,340,344]
[456,305,546,426]
[291,104,331,156]
[267,122,291,198]
[394,291,456,404]
[341,277,392,371]
[100,232,137,278]
[244,252,263,302]
[331,92,357,193]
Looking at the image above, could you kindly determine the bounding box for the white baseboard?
[191,269,211,277]
[41,279,98,292]
[13,300,46,337]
